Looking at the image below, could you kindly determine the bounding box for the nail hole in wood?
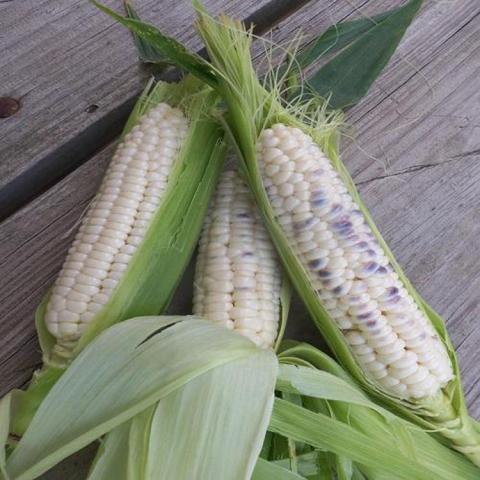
[0,97,20,118]
[85,104,99,113]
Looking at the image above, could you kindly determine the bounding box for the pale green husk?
[11,75,227,436]
[89,350,277,480]
[3,316,278,480]
[272,344,480,479]
[193,7,480,464]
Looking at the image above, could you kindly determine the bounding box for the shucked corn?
[193,170,281,349]
[45,103,188,341]
[194,10,480,464]
[256,123,453,399]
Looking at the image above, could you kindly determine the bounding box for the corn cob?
[12,77,226,437]
[37,79,226,366]
[45,103,188,342]
[193,169,282,349]
[195,11,480,464]
[257,123,453,398]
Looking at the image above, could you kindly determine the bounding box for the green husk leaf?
[0,394,11,480]
[305,0,423,108]
[253,457,307,479]
[279,344,480,479]
[271,452,321,478]
[335,455,354,480]
[274,277,291,351]
[124,1,171,66]
[6,316,270,479]
[89,328,277,480]
[34,294,56,358]
[271,398,448,480]
[127,406,156,480]
[86,421,130,480]
[276,364,389,415]
[87,406,156,480]
[11,367,63,437]
[92,1,217,87]
[193,5,480,464]
[145,348,277,479]
[296,5,409,68]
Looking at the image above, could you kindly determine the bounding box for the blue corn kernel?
[236,212,250,219]
[333,220,353,230]
[328,204,343,218]
[357,312,373,320]
[386,295,401,304]
[377,266,388,274]
[338,227,354,237]
[333,285,343,295]
[366,249,377,258]
[366,319,377,328]
[352,209,363,216]
[243,252,254,257]
[311,190,327,207]
[343,234,360,246]
[294,217,316,230]
[354,241,370,251]
[388,287,399,296]
[312,197,327,207]
[363,261,379,274]
[308,258,326,270]
[318,269,331,278]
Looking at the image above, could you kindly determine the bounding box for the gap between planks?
[0,0,311,222]
[0,0,397,397]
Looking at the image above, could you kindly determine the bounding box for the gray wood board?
[0,0,387,395]
[1,0,480,476]
[0,0,310,220]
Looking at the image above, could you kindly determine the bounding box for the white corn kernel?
[44,102,188,342]
[257,123,454,398]
[193,170,281,348]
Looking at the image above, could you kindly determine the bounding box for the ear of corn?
[36,76,226,367]
[193,169,287,349]
[12,76,226,437]
[195,10,480,464]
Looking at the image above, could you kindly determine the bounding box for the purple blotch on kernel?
[308,258,326,269]
[318,269,331,278]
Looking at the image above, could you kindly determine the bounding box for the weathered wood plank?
[0,0,379,395]
[348,1,480,416]
[0,0,309,221]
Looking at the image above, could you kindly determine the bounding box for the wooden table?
[1,0,479,476]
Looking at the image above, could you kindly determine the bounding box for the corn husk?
[3,316,278,480]
[272,343,480,479]
[193,7,480,465]
[11,75,226,436]
[253,457,307,479]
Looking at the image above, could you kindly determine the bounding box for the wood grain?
[1,0,479,475]
[0,0,381,396]
[0,0,309,220]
